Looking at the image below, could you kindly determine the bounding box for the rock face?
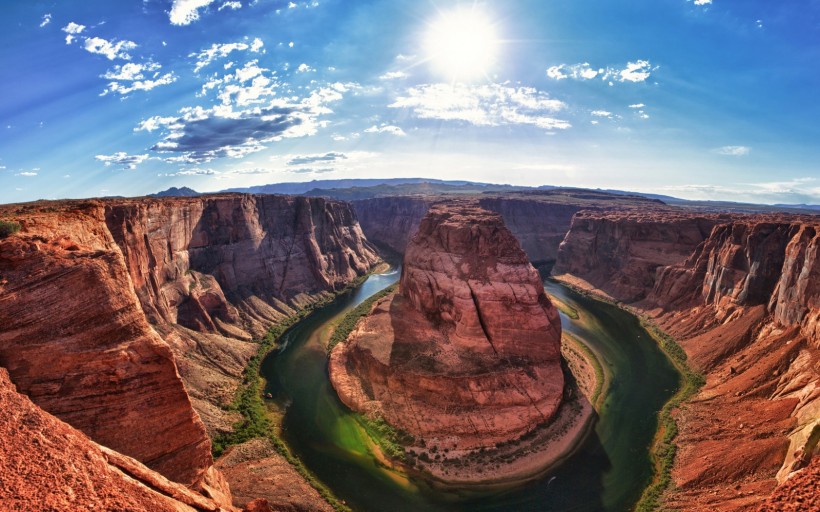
[555,211,820,511]
[353,189,666,267]
[330,203,564,450]
[0,194,379,510]
[0,367,235,512]
[0,203,214,489]
[104,195,380,435]
[553,210,724,302]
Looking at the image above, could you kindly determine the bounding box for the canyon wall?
[353,189,661,265]
[105,195,380,435]
[0,368,234,512]
[330,203,564,452]
[555,211,819,511]
[0,194,380,510]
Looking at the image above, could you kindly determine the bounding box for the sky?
[1,0,819,205]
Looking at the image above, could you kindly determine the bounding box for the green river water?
[261,270,680,511]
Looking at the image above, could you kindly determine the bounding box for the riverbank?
[551,273,702,511]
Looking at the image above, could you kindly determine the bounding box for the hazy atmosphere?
[2,0,818,204]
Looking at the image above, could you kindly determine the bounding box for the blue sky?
[1,0,819,204]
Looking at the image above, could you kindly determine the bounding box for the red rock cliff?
[555,211,819,511]
[104,194,380,435]
[0,367,234,512]
[330,203,564,451]
[0,203,214,489]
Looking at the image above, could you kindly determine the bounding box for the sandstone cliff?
[330,203,564,452]
[555,211,820,510]
[0,368,235,512]
[353,189,664,267]
[553,210,724,302]
[105,194,380,435]
[0,194,379,511]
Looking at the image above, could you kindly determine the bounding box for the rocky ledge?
[330,203,569,480]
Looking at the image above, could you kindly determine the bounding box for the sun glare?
[424,7,500,81]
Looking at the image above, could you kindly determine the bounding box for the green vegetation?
[211,277,383,512]
[326,283,397,355]
[0,220,21,238]
[554,278,704,511]
[355,414,414,462]
[563,332,605,405]
[633,319,704,512]
[551,295,580,320]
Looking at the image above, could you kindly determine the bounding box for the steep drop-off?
[105,194,380,435]
[352,189,665,266]
[0,368,234,512]
[555,212,819,510]
[330,203,564,456]
[0,203,215,488]
[0,194,380,511]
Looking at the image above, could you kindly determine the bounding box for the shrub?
[0,220,21,239]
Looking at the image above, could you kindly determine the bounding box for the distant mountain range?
[150,179,820,214]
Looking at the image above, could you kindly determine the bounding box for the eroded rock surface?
[555,211,820,510]
[331,203,564,451]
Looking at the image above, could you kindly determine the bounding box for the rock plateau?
[330,203,565,453]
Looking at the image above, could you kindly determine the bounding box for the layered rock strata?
[555,212,820,510]
[0,367,235,512]
[104,194,380,435]
[352,189,665,266]
[330,203,564,451]
[0,194,379,510]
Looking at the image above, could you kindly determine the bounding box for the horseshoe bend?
[328,203,592,483]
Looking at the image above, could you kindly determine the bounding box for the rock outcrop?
[0,203,215,489]
[555,211,820,510]
[553,210,724,302]
[0,194,379,511]
[104,194,380,435]
[0,367,236,512]
[330,203,564,451]
[353,189,666,267]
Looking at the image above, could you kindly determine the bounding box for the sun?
[424,7,500,81]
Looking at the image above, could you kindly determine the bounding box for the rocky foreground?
[0,195,379,511]
[330,203,572,480]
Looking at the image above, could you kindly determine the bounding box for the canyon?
[330,204,565,453]
[0,195,379,511]
[0,188,816,511]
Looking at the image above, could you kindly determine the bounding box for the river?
[261,271,680,511]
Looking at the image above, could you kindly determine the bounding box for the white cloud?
[40,14,52,28]
[629,103,645,108]
[296,63,314,73]
[390,83,570,131]
[547,60,656,84]
[364,124,406,136]
[191,38,264,72]
[95,152,149,170]
[103,62,160,81]
[694,0,712,5]
[591,110,612,117]
[62,22,86,44]
[714,145,750,156]
[169,0,218,25]
[16,172,38,177]
[161,168,219,176]
[379,71,408,80]
[102,72,177,96]
[137,82,355,163]
[218,1,242,11]
[84,37,137,60]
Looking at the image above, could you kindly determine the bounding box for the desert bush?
[0,220,21,239]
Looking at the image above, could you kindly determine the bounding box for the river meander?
[261,271,680,511]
